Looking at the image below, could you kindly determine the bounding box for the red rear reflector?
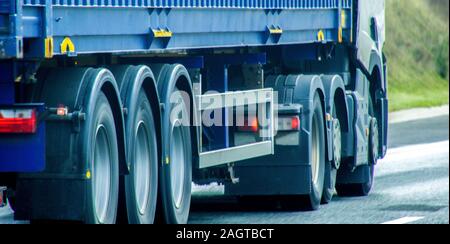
[0,109,37,134]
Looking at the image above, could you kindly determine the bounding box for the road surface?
[188,115,449,224]
[0,115,448,224]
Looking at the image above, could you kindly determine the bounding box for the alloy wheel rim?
[170,120,186,209]
[93,125,112,223]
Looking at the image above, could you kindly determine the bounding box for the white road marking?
[382,216,425,224]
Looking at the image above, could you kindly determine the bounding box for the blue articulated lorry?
[0,0,388,224]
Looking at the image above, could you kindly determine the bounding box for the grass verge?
[385,0,449,111]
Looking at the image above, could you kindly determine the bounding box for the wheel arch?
[321,75,350,163]
[368,51,389,158]
[368,50,386,95]
[288,75,327,168]
[322,75,350,133]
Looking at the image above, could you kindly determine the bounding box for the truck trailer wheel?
[125,90,158,224]
[159,88,192,224]
[306,94,326,210]
[322,104,342,204]
[282,94,326,211]
[85,92,120,224]
[336,96,377,197]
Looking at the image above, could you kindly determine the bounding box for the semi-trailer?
[0,0,388,224]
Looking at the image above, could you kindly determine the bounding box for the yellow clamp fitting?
[152,29,173,38]
[268,27,283,35]
[338,27,343,43]
[86,169,92,180]
[341,10,347,27]
[60,37,76,56]
[338,10,346,43]
[317,30,325,42]
[44,37,54,59]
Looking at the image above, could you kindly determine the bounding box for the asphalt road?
[188,115,449,224]
[0,115,448,224]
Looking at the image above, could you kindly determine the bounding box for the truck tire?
[159,88,192,224]
[322,104,341,204]
[336,96,376,197]
[335,165,374,197]
[282,94,326,211]
[125,90,158,224]
[85,92,120,224]
[306,94,326,210]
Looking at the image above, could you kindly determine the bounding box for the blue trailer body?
[1,0,352,59]
[0,0,355,173]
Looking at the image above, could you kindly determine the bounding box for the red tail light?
[0,109,37,134]
[238,117,259,133]
[291,117,300,130]
[278,116,301,131]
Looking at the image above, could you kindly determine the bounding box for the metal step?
[197,88,275,169]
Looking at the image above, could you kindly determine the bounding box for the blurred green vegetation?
[385,0,449,111]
